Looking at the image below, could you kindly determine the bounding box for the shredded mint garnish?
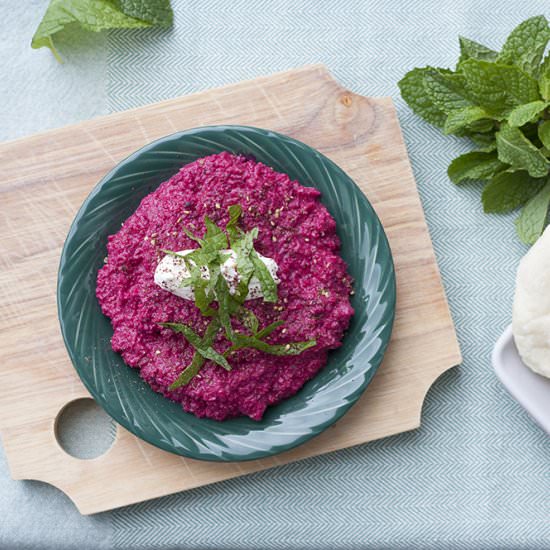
[162,205,316,389]
[398,15,550,244]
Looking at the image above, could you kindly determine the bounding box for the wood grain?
[0,65,461,515]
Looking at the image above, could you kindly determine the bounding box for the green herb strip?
[228,335,317,356]
[167,318,221,390]
[255,320,284,339]
[250,250,278,302]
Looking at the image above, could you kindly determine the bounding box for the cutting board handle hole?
[54,398,117,460]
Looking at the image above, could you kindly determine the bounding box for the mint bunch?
[399,16,550,244]
[32,0,173,61]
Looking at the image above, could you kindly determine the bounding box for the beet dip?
[96,152,354,421]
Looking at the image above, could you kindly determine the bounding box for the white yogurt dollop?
[154,249,279,301]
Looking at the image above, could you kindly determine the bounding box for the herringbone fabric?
[107,1,549,548]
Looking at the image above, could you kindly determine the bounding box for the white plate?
[492,325,550,435]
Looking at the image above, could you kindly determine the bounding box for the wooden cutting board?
[0,65,461,515]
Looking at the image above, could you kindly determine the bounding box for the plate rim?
[492,324,550,435]
[57,124,396,461]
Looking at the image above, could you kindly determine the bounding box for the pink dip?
[96,152,353,421]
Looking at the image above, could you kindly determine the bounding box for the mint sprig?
[457,37,498,64]
[399,15,550,244]
[161,206,316,389]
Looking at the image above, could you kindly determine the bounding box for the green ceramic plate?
[58,125,395,462]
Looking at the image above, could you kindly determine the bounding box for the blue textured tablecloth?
[1,1,548,548]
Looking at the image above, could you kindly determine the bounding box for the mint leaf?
[424,69,472,112]
[515,181,550,244]
[447,151,505,184]
[250,250,277,302]
[460,59,541,117]
[114,0,173,26]
[497,16,550,78]
[507,100,549,127]
[398,68,447,127]
[482,171,545,213]
[226,204,243,244]
[182,227,201,243]
[470,133,497,152]
[217,282,239,342]
[539,120,550,150]
[231,227,257,299]
[496,125,549,177]
[443,106,492,135]
[31,0,152,60]
[458,36,498,65]
[468,119,495,133]
[227,204,242,230]
[203,216,226,246]
[540,54,550,100]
